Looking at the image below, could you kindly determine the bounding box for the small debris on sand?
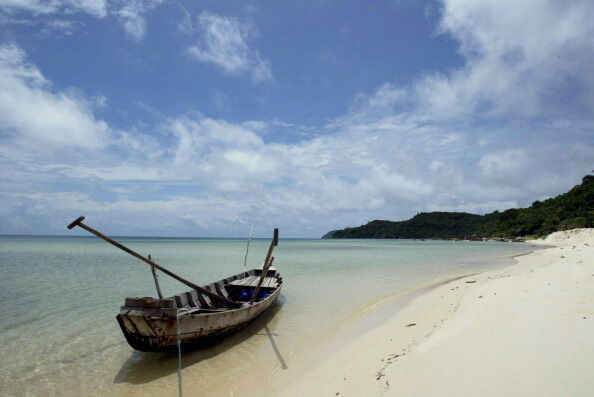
[478,296,483,299]
[465,280,476,283]
[406,323,416,327]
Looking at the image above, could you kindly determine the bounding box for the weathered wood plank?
[125,297,175,308]
[228,276,278,290]
[190,290,209,309]
[186,292,199,308]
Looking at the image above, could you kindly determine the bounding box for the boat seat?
[185,292,199,308]
[174,295,184,308]
[194,291,214,309]
[228,276,278,289]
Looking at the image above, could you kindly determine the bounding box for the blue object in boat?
[238,288,270,301]
[239,288,251,300]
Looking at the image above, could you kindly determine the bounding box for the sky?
[0,0,593,238]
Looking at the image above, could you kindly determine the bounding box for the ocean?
[0,235,535,396]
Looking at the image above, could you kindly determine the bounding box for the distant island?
[323,174,594,240]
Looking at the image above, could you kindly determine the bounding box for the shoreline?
[244,242,533,396]
[264,228,594,397]
[334,244,541,337]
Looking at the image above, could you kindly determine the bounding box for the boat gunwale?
[177,285,283,318]
[121,267,283,315]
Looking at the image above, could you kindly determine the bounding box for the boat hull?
[116,270,282,352]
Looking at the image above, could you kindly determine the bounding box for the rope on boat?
[176,310,183,397]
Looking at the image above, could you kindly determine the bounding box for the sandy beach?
[267,229,594,397]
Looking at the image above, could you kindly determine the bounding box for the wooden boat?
[67,216,282,352]
[116,268,283,352]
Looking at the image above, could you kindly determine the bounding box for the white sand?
[268,229,594,397]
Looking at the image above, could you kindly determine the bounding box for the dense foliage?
[324,174,594,239]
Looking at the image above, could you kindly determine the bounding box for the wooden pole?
[250,228,278,304]
[67,216,241,308]
[242,226,253,272]
[249,257,275,304]
[148,255,164,299]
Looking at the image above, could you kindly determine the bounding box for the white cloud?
[0,44,109,148]
[59,165,175,181]
[336,1,594,124]
[0,0,167,41]
[164,116,284,193]
[115,0,165,41]
[416,0,594,120]
[41,19,84,36]
[223,150,268,174]
[2,102,591,237]
[0,0,107,17]
[186,11,273,83]
[117,5,147,41]
[479,149,526,179]
[69,0,106,17]
[168,116,264,165]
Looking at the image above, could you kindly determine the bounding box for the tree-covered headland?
[323,174,594,240]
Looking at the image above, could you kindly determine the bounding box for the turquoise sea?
[0,236,535,396]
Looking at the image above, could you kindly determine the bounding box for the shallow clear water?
[0,236,534,396]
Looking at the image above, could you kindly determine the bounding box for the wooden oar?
[250,228,279,304]
[67,216,241,308]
